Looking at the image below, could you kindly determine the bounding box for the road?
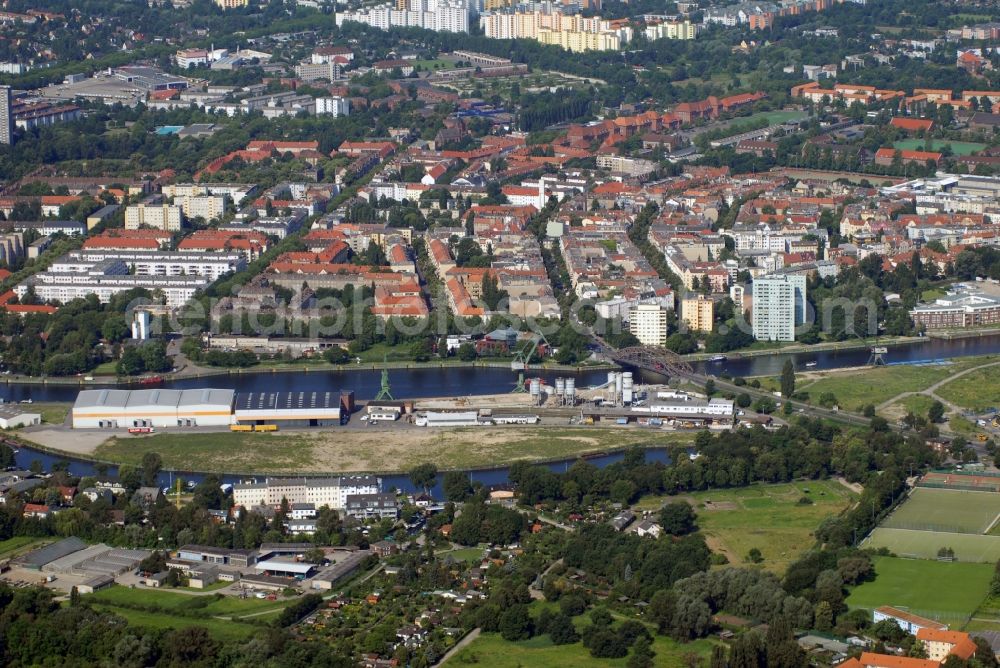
[433,628,480,667]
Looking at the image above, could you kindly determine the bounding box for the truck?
[615,417,629,425]
[648,418,663,427]
[230,424,253,432]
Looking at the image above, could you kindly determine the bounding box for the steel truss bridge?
[605,346,694,378]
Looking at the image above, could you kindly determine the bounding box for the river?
[6,334,1000,404]
[694,333,1000,377]
[11,441,671,497]
[9,333,1000,488]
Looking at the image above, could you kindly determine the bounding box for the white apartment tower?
[751,274,807,342]
[629,303,669,346]
[316,97,351,117]
[0,86,13,145]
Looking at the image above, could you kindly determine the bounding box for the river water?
[12,439,671,497]
[6,334,1000,404]
[9,333,1000,490]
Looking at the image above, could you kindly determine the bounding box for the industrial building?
[16,537,151,577]
[177,544,256,568]
[233,391,343,427]
[414,411,482,427]
[72,388,236,429]
[0,405,41,429]
[253,559,317,579]
[311,550,370,590]
[16,537,87,570]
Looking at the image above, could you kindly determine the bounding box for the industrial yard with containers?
[68,371,739,433]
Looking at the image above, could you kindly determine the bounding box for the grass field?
[448,632,717,667]
[635,480,856,573]
[442,547,486,563]
[882,395,936,422]
[91,361,118,375]
[893,139,987,156]
[881,488,1000,534]
[799,365,956,411]
[93,427,692,474]
[0,536,49,558]
[33,403,69,425]
[937,367,1000,411]
[750,110,809,126]
[448,602,717,667]
[863,527,1000,563]
[411,58,458,71]
[846,556,992,624]
[91,604,260,641]
[795,357,1000,411]
[84,585,291,640]
[85,585,293,616]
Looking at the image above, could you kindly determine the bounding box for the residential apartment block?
[681,295,714,332]
[644,19,697,40]
[629,302,669,346]
[0,86,12,145]
[125,203,184,231]
[751,274,807,341]
[336,0,470,33]
[480,10,633,51]
[233,476,382,511]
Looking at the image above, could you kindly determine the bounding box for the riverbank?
[0,359,619,387]
[9,328,1000,388]
[926,327,1000,340]
[12,425,693,476]
[685,335,923,362]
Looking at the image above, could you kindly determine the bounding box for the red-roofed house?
[874,148,942,167]
[40,195,80,217]
[23,503,52,519]
[84,236,161,250]
[850,654,939,668]
[915,628,978,662]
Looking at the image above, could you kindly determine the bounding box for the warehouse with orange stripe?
[72,388,236,429]
[72,388,348,429]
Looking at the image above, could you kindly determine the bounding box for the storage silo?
[622,372,634,404]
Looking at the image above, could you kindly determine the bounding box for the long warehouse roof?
[74,388,235,410]
[234,391,341,411]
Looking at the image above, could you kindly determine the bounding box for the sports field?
[846,556,992,624]
[864,527,1000,562]
[881,488,1000,534]
[892,139,987,156]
